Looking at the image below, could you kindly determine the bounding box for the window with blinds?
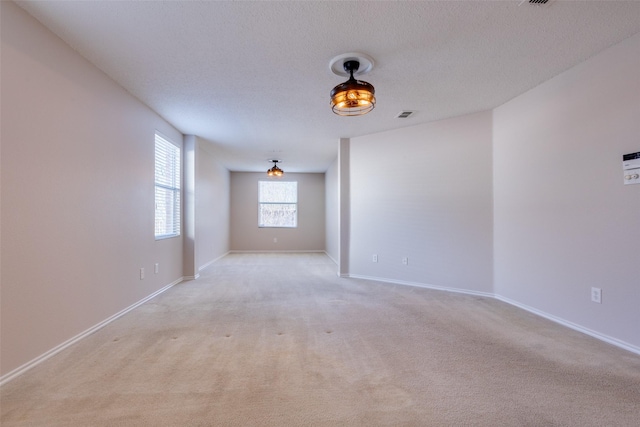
[258,181,297,228]
[155,133,181,239]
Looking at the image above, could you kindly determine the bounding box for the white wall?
[0,2,184,377]
[493,32,640,350]
[348,111,494,293]
[230,172,325,251]
[196,141,230,269]
[324,158,339,264]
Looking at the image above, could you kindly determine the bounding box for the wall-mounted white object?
[622,152,640,185]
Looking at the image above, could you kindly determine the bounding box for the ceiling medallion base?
[329,53,376,116]
[329,52,374,77]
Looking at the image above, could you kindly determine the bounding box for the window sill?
[155,234,180,241]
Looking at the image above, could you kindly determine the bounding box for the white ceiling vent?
[396,111,415,119]
[519,0,555,7]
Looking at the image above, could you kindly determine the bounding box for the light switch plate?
[623,152,640,185]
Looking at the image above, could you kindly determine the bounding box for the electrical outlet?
[372,254,378,263]
[154,263,159,274]
[402,257,408,265]
[140,268,145,280]
[273,237,278,243]
[591,287,602,304]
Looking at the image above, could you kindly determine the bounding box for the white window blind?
[258,181,297,228]
[155,133,181,238]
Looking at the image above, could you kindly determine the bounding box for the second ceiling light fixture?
[267,159,284,177]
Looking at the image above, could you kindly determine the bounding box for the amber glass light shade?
[267,161,283,177]
[330,60,375,116]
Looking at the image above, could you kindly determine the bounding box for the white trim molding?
[198,251,230,271]
[0,277,184,386]
[346,274,495,299]
[342,274,640,356]
[324,251,339,266]
[5,269,638,386]
[229,250,326,253]
[494,295,640,356]
[192,250,637,360]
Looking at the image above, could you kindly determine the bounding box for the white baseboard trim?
[344,274,640,356]
[4,271,638,386]
[0,277,184,387]
[494,295,640,356]
[198,251,230,271]
[324,251,339,266]
[321,252,342,277]
[182,274,200,281]
[229,250,326,253]
[346,274,495,298]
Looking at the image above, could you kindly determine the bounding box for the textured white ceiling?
[16,0,640,172]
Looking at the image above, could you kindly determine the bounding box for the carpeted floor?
[2,252,640,426]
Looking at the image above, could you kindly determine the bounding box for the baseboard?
[198,251,230,271]
[344,274,640,356]
[494,295,640,356]
[199,251,327,268]
[322,252,342,277]
[183,274,200,281]
[0,277,184,386]
[229,250,326,253]
[346,274,495,298]
[5,270,638,386]
[324,251,339,266]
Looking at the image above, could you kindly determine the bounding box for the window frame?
[154,132,181,240]
[258,180,298,228]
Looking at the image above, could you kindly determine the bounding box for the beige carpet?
[2,253,640,426]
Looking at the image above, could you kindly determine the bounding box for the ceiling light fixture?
[267,159,283,177]
[329,53,376,116]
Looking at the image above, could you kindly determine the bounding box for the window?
[155,133,181,238]
[258,181,297,228]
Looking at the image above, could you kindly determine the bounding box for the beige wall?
[343,32,640,351]
[1,2,184,377]
[230,172,325,251]
[196,141,230,270]
[2,0,638,381]
[347,111,494,294]
[493,32,640,350]
[324,158,339,264]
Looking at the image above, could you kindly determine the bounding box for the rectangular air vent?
[519,0,554,6]
[396,111,415,119]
